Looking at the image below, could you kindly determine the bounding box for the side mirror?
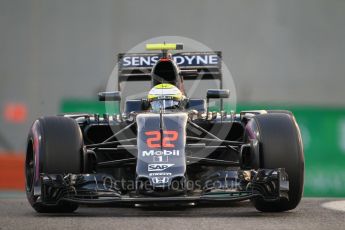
[206,89,230,99]
[98,91,121,101]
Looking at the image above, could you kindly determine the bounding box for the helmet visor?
[150,100,180,111]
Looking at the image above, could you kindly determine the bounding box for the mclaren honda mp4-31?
[25,43,304,213]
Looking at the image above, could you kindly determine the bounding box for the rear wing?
[117,51,223,89]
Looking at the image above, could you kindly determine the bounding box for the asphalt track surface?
[0,193,344,230]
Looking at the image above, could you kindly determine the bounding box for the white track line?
[322,200,345,212]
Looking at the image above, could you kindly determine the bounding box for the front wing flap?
[36,168,289,206]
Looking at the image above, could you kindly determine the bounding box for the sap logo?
[142,150,180,157]
[148,164,174,172]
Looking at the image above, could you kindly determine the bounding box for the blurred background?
[0,0,345,196]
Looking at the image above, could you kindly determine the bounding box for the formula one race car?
[25,43,304,213]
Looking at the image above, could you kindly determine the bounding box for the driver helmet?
[148,84,184,111]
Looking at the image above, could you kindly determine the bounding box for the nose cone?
[135,113,188,195]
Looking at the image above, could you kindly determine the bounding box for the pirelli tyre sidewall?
[25,116,83,213]
[245,113,305,212]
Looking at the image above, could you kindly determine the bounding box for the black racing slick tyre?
[245,113,304,212]
[25,116,83,213]
[266,110,293,116]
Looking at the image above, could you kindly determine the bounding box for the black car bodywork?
[25,45,304,212]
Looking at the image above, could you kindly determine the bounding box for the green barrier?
[61,99,119,114]
[60,99,345,197]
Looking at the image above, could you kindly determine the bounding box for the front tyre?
[25,116,83,213]
[246,113,304,212]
